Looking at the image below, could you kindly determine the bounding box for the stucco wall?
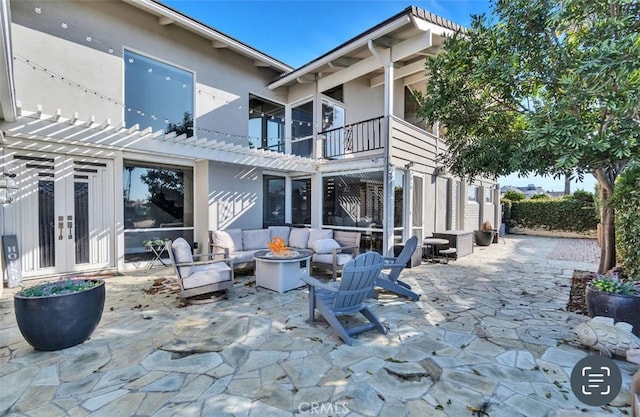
[208,161,263,231]
[10,0,284,146]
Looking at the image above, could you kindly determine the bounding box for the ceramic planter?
[14,279,106,351]
[586,285,640,336]
[474,230,493,246]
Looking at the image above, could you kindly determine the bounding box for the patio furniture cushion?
[243,229,272,251]
[213,229,243,251]
[228,251,255,264]
[312,253,353,266]
[309,238,341,254]
[289,227,310,248]
[268,226,291,246]
[171,238,194,277]
[308,228,333,246]
[182,262,232,289]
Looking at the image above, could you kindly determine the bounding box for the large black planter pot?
[585,286,640,336]
[14,280,106,351]
[474,230,494,246]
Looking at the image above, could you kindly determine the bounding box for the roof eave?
[122,0,293,74]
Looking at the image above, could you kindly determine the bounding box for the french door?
[13,153,113,277]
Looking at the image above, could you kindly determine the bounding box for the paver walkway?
[0,235,636,417]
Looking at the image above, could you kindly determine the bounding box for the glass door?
[263,176,285,227]
[411,174,424,241]
[13,153,113,277]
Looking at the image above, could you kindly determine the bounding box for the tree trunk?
[598,190,616,274]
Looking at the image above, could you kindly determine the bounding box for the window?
[264,176,285,226]
[124,50,194,137]
[468,185,479,202]
[394,171,404,228]
[123,162,193,262]
[322,99,346,158]
[291,101,313,157]
[249,95,285,152]
[323,171,384,228]
[485,187,494,203]
[291,178,311,224]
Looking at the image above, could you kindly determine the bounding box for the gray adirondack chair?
[374,236,420,300]
[301,251,386,345]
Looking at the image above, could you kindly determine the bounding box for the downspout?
[368,39,394,255]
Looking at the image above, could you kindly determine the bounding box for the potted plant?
[14,278,106,351]
[474,221,494,246]
[585,272,640,336]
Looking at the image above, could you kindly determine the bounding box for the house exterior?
[0,0,500,280]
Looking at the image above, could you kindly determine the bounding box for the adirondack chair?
[301,252,386,345]
[374,236,420,300]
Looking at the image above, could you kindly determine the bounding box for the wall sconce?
[0,173,18,205]
[434,166,447,176]
[404,161,414,170]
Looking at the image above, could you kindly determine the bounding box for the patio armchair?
[374,236,420,300]
[302,251,386,345]
[168,238,234,304]
[310,231,361,280]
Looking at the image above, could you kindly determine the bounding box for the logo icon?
[570,355,622,406]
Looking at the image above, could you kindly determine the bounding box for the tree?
[166,112,193,138]
[416,0,640,273]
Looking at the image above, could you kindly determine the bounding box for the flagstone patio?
[0,235,636,416]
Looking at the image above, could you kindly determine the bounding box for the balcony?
[320,116,384,159]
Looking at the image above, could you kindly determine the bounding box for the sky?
[161,0,597,194]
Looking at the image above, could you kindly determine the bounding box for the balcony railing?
[320,116,383,159]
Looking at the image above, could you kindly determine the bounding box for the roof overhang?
[268,6,462,91]
[2,106,316,174]
[122,0,293,74]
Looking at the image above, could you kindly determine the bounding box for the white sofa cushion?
[213,229,243,251]
[312,253,353,266]
[309,238,341,254]
[228,251,256,265]
[182,262,231,289]
[308,228,333,246]
[289,228,310,249]
[171,238,194,277]
[243,229,272,251]
[268,226,291,246]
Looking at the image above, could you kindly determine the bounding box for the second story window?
[468,185,479,202]
[291,101,313,158]
[124,50,194,137]
[249,95,285,152]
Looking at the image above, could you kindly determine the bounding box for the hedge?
[611,164,640,280]
[507,199,598,232]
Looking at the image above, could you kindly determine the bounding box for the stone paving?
[0,235,636,417]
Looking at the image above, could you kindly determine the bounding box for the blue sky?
[162,0,597,193]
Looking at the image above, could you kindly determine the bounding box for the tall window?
[249,95,285,152]
[124,50,194,137]
[264,176,285,226]
[322,99,345,158]
[291,178,311,224]
[291,101,313,157]
[123,162,193,262]
[468,186,479,202]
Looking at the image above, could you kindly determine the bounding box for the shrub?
[530,193,550,200]
[510,198,598,232]
[611,164,640,281]
[567,189,595,203]
[503,190,525,201]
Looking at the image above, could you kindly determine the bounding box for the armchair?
[310,231,361,280]
[167,238,234,304]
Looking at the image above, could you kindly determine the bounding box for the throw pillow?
[308,228,333,246]
[289,227,310,249]
[309,238,341,254]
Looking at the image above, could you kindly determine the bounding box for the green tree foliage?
[611,164,640,280]
[417,0,640,273]
[530,193,550,200]
[503,190,525,201]
[166,112,193,138]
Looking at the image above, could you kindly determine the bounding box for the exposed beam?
[403,72,428,87]
[373,36,398,48]
[211,40,228,49]
[391,30,432,62]
[296,74,316,84]
[158,16,173,26]
[369,59,427,88]
[328,57,361,68]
